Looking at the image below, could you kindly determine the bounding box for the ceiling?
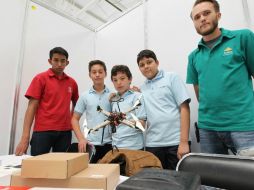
[31,0,144,31]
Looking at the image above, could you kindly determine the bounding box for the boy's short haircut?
[49,47,68,59]
[111,65,132,80]
[88,60,107,73]
[137,49,158,64]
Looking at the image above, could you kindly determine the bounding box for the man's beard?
[196,19,218,36]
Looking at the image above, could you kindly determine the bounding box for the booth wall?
[0,0,27,155]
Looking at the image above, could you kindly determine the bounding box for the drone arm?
[91,120,111,132]
[121,119,136,129]
[97,106,111,116]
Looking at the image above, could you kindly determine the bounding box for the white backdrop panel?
[0,0,27,155]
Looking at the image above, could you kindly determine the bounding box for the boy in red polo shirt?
[15,47,79,156]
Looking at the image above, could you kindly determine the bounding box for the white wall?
[0,0,27,155]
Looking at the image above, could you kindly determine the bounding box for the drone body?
[91,94,145,133]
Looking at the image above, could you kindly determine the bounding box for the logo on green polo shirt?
[223,47,233,56]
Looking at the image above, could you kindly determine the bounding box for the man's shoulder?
[189,47,200,58]
[34,70,49,77]
[64,73,77,83]
[224,28,253,37]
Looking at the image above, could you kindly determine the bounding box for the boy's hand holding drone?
[109,93,117,101]
[130,85,141,92]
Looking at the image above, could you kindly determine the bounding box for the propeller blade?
[130,113,145,132]
[124,95,142,114]
[90,120,111,133]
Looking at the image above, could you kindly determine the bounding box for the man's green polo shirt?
[187,28,254,131]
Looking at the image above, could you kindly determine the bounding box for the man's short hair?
[88,60,107,73]
[49,47,68,59]
[137,49,158,64]
[191,0,220,19]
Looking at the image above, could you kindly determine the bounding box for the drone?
[90,95,145,133]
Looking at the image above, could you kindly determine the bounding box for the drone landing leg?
[111,145,119,153]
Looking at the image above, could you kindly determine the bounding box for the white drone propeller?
[130,113,145,132]
[125,95,142,114]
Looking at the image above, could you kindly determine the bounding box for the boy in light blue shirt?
[110,65,146,150]
[137,49,191,170]
[71,60,112,163]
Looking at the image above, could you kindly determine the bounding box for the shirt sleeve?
[72,80,79,104]
[74,94,87,116]
[25,75,44,100]
[135,93,147,120]
[243,29,254,76]
[186,53,199,84]
[171,73,191,106]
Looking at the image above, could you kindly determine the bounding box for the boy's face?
[112,72,132,95]
[89,64,106,85]
[48,53,69,75]
[138,57,159,80]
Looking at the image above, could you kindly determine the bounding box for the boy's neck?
[93,84,105,93]
[118,89,129,96]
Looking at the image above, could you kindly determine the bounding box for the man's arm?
[194,84,199,101]
[177,101,190,159]
[15,98,39,156]
[71,112,89,152]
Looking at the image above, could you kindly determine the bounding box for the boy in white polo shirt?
[137,49,191,169]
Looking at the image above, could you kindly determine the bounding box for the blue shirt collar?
[89,85,109,94]
[145,70,164,84]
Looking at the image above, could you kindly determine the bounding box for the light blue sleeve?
[135,93,147,120]
[74,93,87,115]
[170,73,191,106]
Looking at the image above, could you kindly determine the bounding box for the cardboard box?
[21,153,88,179]
[11,164,119,190]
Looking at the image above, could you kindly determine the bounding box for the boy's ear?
[48,59,52,65]
[66,60,69,66]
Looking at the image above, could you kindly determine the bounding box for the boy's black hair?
[88,60,107,73]
[49,47,68,59]
[191,0,220,19]
[137,49,158,64]
[111,65,132,80]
